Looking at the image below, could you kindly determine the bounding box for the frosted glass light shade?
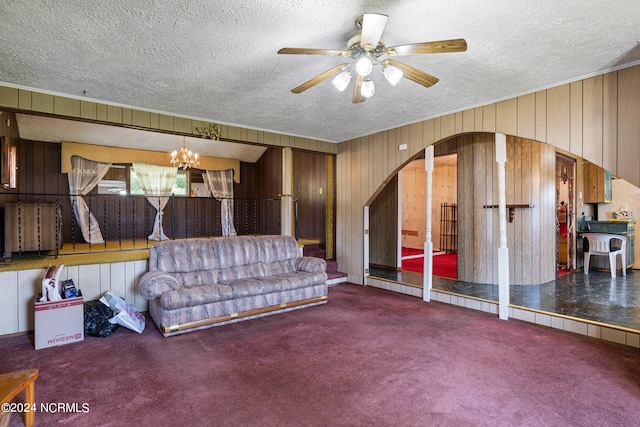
[332,70,352,92]
[361,79,375,98]
[383,64,403,85]
[355,57,373,76]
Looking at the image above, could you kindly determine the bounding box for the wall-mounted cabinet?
[584,163,612,204]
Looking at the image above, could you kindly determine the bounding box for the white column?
[363,205,370,286]
[397,171,403,270]
[281,147,294,236]
[496,133,509,320]
[423,145,434,302]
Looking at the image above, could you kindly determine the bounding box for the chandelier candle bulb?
[170,137,200,169]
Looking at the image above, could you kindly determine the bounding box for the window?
[97,165,127,195]
[98,165,190,196]
[130,169,189,196]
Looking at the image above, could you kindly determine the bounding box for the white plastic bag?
[99,292,145,334]
[40,265,64,302]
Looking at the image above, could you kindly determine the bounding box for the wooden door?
[293,150,334,258]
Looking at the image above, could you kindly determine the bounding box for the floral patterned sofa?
[138,235,328,336]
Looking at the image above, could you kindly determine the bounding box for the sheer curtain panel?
[204,169,237,236]
[132,162,178,241]
[68,155,112,244]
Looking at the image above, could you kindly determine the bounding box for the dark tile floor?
[369,267,640,331]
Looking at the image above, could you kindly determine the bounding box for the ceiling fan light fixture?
[383,63,403,86]
[332,70,352,92]
[277,12,466,103]
[361,78,375,98]
[355,56,373,76]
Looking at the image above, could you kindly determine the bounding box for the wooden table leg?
[24,380,35,427]
[0,369,38,427]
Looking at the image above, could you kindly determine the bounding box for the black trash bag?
[84,300,119,337]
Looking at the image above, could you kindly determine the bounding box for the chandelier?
[170,136,200,170]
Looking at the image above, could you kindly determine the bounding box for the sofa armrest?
[138,271,181,299]
[295,256,327,273]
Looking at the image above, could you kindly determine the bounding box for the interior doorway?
[556,153,576,274]
[399,154,458,278]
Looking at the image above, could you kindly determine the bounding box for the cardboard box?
[34,296,84,350]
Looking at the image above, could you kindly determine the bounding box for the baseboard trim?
[162,295,328,334]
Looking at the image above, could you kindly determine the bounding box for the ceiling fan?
[278,13,467,103]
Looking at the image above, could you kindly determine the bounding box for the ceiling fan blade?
[385,59,439,88]
[291,63,350,94]
[385,38,467,56]
[360,13,388,51]
[352,74,366,103]
[278,47,350,56]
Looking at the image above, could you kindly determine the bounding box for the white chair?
[583,233,627,278]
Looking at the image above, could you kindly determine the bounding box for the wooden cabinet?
[3,202,63,260]
[584,163,612,203]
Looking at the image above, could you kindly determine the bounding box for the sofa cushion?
[172,270,219,287]
[213,236,261,269]
[221,277,275,298]
[218,263,266,281]
[258,235,300,263]
[262,259,297,276]
[160,284,234,310]
[272,271,327,290]
[152,239,219,286]
[220,271,327,297]
[295,257,326,273]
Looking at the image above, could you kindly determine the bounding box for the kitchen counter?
[580,220,635,269]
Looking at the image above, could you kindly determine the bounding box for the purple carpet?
[1,283,639,426]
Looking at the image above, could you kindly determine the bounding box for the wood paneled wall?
[456,134,556,285]
[338,64,640,285]
[235,147,283,200]
[0,133,66,211]
[369,175,398,268]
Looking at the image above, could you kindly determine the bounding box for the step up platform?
[326,261,347,285]
[300,240,347,286]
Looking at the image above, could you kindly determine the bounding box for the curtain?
[68,155,112,244]
[132,162,178,241]
[204,169,237,236]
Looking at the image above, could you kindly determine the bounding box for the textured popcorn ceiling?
[1,0,640,146]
